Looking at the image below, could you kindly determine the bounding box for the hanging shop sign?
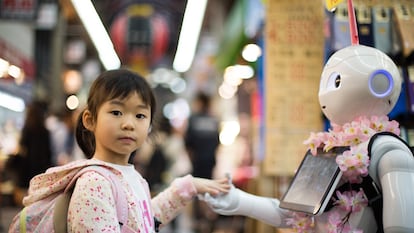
[263,0,325,176]
[0,0,38,20]
[110,3,170,74]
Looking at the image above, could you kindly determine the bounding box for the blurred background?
[1,0,414,233]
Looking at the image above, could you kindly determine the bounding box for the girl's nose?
[121,116,135,130]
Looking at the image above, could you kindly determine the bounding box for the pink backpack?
[8,165,129,233]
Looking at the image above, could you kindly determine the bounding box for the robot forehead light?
[368,69,393,98]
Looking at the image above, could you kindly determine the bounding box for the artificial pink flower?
[300,115,399,232]
[303,132,323,155]
[334,190,353,212]
[370,115,388,131]
[336,145,369,183]
[385,119,400,135]
[327,211,342,233]
[333,189,368,212]
[323,132,340,152]
[285,212,314,233]
[351,189,368,212]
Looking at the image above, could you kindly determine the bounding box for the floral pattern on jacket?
[23,159,197,232]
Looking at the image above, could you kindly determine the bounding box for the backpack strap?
[53,165,128,233]
[19,207,27,233]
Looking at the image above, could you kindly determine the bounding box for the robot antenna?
[347,0,359,45]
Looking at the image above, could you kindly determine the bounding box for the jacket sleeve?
[151,174,197,225]
[68,171,121,232]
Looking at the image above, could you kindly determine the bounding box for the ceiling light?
[71,0,121,70]
[0,91,25,112]
[173,0,207,73]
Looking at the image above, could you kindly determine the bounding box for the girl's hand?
[192,177,231,196]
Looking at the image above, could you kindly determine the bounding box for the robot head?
[319,45,401,125]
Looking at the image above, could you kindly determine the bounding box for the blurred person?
[184,91,220,233]
[143,124,168,193]
[146,116,193,233]
[8,100,53,205]
[185,92,219,179]
[161,117,192,183]
[145,116,192,190]
[46,107,79,165]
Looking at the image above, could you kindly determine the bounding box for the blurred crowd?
[0,100,83,205]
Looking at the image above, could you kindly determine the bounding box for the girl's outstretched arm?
[151,175,230,226]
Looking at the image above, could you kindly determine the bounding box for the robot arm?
[201,185,292,227]
[369,133,414,233]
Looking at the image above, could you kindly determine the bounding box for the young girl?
[21,69,230,232]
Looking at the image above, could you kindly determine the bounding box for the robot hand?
[200,184,244,215]
[199,174,291,227]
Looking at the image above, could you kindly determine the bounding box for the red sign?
[0,0,38,20]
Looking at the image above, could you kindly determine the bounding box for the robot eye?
[326,72,341,90]
[335,76,341,88]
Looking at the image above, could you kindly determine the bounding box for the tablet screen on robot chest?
[279,146,349,215]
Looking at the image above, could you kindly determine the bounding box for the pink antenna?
[347,0,359,45]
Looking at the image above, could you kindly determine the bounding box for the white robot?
[202,45,414,232]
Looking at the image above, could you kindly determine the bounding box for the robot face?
[318,45,401,125]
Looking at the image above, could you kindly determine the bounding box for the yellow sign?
[325,0,345,11]
[264,0,324,176]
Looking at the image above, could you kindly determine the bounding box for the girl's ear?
[82,109,95,131]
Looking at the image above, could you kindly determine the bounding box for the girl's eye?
[136,113,146,119]
[110,110,122,116]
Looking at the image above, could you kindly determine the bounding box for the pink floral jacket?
[22,159,197,232]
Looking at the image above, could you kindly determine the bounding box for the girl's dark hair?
[75,69,156,158]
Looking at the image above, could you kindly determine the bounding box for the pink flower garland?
[285,115,400,232]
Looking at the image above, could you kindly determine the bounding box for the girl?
[21,69,230,232]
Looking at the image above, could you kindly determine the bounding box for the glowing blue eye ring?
[368,69,394,98]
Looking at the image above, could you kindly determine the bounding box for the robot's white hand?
[200,174,291,227]
[199,173,241,215]
[200,186,241,215]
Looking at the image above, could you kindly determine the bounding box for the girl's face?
[85,92,152,164]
